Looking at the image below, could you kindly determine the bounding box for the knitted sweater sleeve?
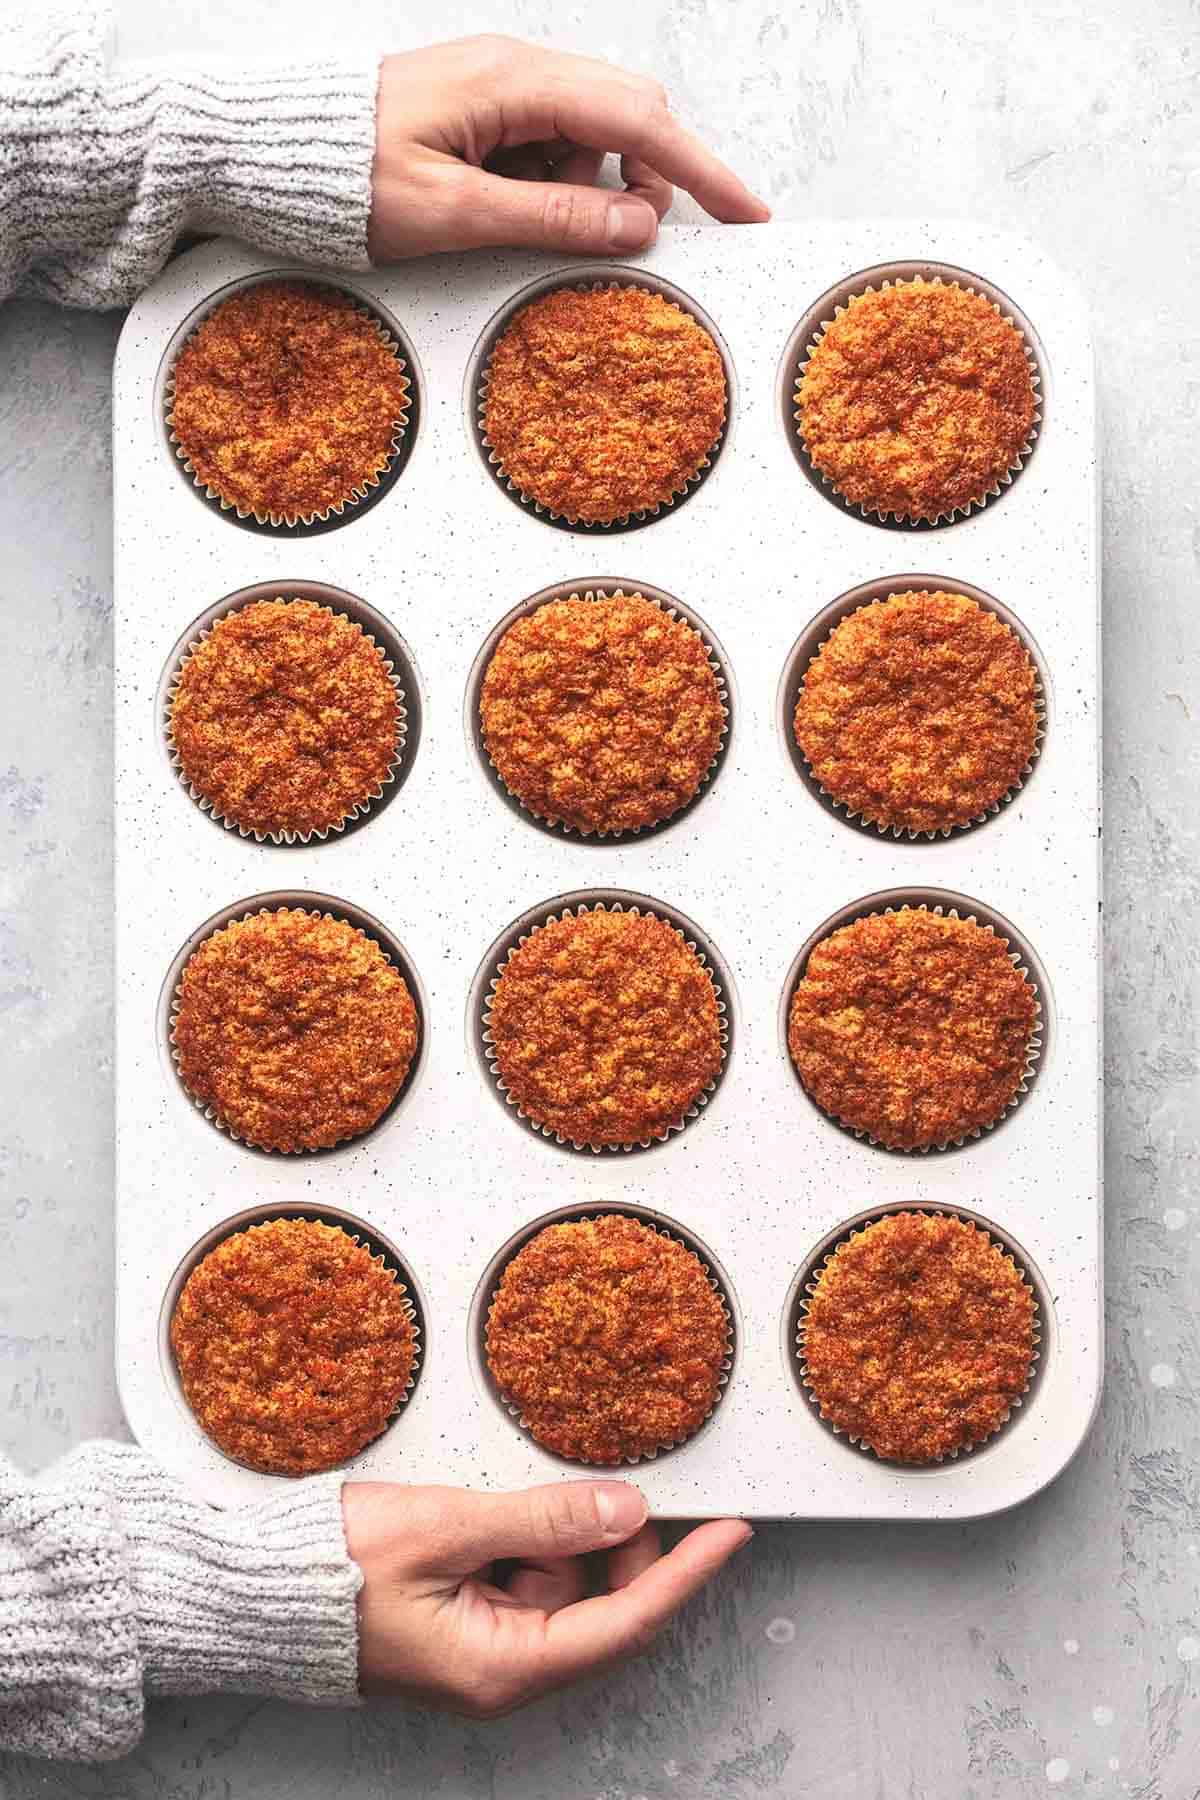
[0,3,380,309]
[0,1441,363,1763]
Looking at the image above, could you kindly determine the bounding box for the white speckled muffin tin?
[113,226,1100,1516]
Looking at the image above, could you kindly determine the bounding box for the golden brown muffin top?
[171,599,401,839]
[170,281,410,522]
[483,286,726,523]
[486,1214,727,1462]
[801,1212,1035,1463]
[173,908,419,1152]
[793,590,1040,834]
[787,908,1038,1149]
[480,591,724,834]
[170,1218,416,1475]
[488,908,723,1147]
[795,279,1036,521]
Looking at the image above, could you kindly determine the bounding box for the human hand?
[368,35,769,262]
[343,1478,752,1717]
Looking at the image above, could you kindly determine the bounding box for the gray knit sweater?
[1,1,381,1765]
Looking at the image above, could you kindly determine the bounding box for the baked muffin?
[480,590,725,834]
[787,907,1038,1149]
[169,280,410,523]
[171,1218,417,1474]
[487,907,723,1147]
[793,589,1040,834]
[171,599,402,840]
[482,286,726,523]
[795,278,1036,521]
[800,1212,1036,1462]
[173,907,419,1151]
[486,1214,728,1462]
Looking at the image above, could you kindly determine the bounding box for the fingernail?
[606,197,655,252]
[594,1481,648,1535]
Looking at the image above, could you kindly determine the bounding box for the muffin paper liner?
[478,586,730,840]
[481,899,729,1154]
[789,901,1043,1153]
[165,597,408,845]
[791,590,1046,840]
[485,1212,734,1466]
[476,278,726,530]
[174,1213,422,1476]
[164,279,412,530]
[794,1207,1042,1466]
[169,905,419,1154]
[792,274,1043,527]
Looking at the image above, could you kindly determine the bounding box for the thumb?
[425,1481,648,1574]
[456,169,659,255]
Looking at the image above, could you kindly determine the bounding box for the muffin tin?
[114,226,1100,1516]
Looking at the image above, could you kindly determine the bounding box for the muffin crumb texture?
[787,907,1038,1149]
[171,1217,416,1475]
[483,286,726,523]
[796,278,1036,521]
[793,589,1040,834]
[171,599,401,839]
[801,1212,1035,1462]
[480,590,724,833]
[488,908,723,1147]
[170,280,410,522]
[173,908,418,1151]
[486,1214,728,1462]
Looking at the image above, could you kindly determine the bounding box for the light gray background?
[0,0,1196,1793]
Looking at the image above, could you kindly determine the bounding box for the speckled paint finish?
[2,0,1197,1793]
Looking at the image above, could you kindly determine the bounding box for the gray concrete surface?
[1,0,1197,1793]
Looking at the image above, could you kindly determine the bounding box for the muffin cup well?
[781,261,1045,530]
[468,580,732,842]
[160,272,418,535]
[159,1202,425,1477]
[474,892,733,1155]
[779,575,1048,841]
[789,1204,1044,1467]
[163,585,417,846]
[479,1204,736,1467]
[164,894,425,1156]
[782,890,1048,1154]
[469,266,732,533]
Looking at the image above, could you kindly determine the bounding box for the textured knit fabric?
[0,1443,363,1763]
[0,3,380,309]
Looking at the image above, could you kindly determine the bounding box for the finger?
[447,167,658,255]
[505,1555,588,1614]
[607,1519,662,1591]
[620,154,672,221]
[420,1480,649,1574]
[537,1519,752,1690]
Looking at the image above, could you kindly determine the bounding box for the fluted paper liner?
[794,1207,1042,1466]
[478,585,730,840]
[482,899,729,1153]
[485,1212,734,1466]
[476,278,726,529]
[792,274,1042,527]
[166,598,408,845]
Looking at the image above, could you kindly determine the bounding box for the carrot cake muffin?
[171,599,402,839]
[795,278,1036,521]
[787,907,1038,1149]
[480,591,724,833]
[800,1212,1036,1462]
[482,286,726,523]
[488,907,723,1147]
[171,1217,417,1474]
[486,1214,728,1462]
[169,280,410,522]
[793,589,1040,834]
[173,907,419,1151]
